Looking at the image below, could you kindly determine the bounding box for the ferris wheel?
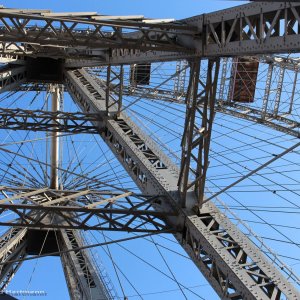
[0,2,299,300]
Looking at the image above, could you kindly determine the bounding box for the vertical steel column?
[106,65,124,116]
[50,84,60,190]
[178,59,201,208]
[196,59,220,205]
[47,84,112,299]
[179,59,220,208]
[227,57,237,102]
[105,65,111,116]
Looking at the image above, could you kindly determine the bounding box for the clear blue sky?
[1,0,245,19]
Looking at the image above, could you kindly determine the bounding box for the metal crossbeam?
[189,2,300,57]
[111,1,300,64]
[64,67,300,300]
[216,101,300,138]
[0,204,170,232]
[0,188,171,233]
[0,8,194,60]
[1,3,300,65]
[122,84,300,137]
[119,57,300,137]
[0,108,100,134]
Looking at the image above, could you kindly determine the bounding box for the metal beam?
[59,229,112,300]
[0,189,116,299]
[0,224,114,300]
[0,188,171,233]
[216,101,300,138]
[1,3,300,64]
[0,227,114,300]
[0,9,194,58]
[179,59,220,208]
[185,2,300,57]
[0,107,100,134]
[122,86,300,137]
[50,85,60,190]
[105,65,123,116]
[118,57,300,138]
[64,67,300,300]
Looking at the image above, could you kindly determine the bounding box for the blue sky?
[1,0,245,19]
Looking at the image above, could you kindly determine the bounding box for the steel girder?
[64,68,300,300]
[3,56,297,138]
[0,107,100,134]
[109,0,300,67]
[1,3,300,65]
[101,1,300,65]
[179,59,220,207]
[0,187,171,233]
[3,61,298,138]
[105,65,124,116]
[120,83,300,138]
[185,2,300,57]
[0,9,194,58]
[0,204,171,232]
[59,229,111,300]
[216,102,300,138]
[115,56,300,138]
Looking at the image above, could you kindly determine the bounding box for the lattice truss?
[0,3,299,300]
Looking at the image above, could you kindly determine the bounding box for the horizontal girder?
[3,55,298,137]
[187,2,300,57]
[0,187,171,232]
[0,107,100,134]
[0,8,194,61]
[1,3,300,64]
[216,101,300,138]
[116,55,300,137]
[122,85,300,137]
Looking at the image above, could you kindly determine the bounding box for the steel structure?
[0,2,299,300]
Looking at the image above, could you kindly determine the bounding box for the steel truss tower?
[0,2,299,300]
